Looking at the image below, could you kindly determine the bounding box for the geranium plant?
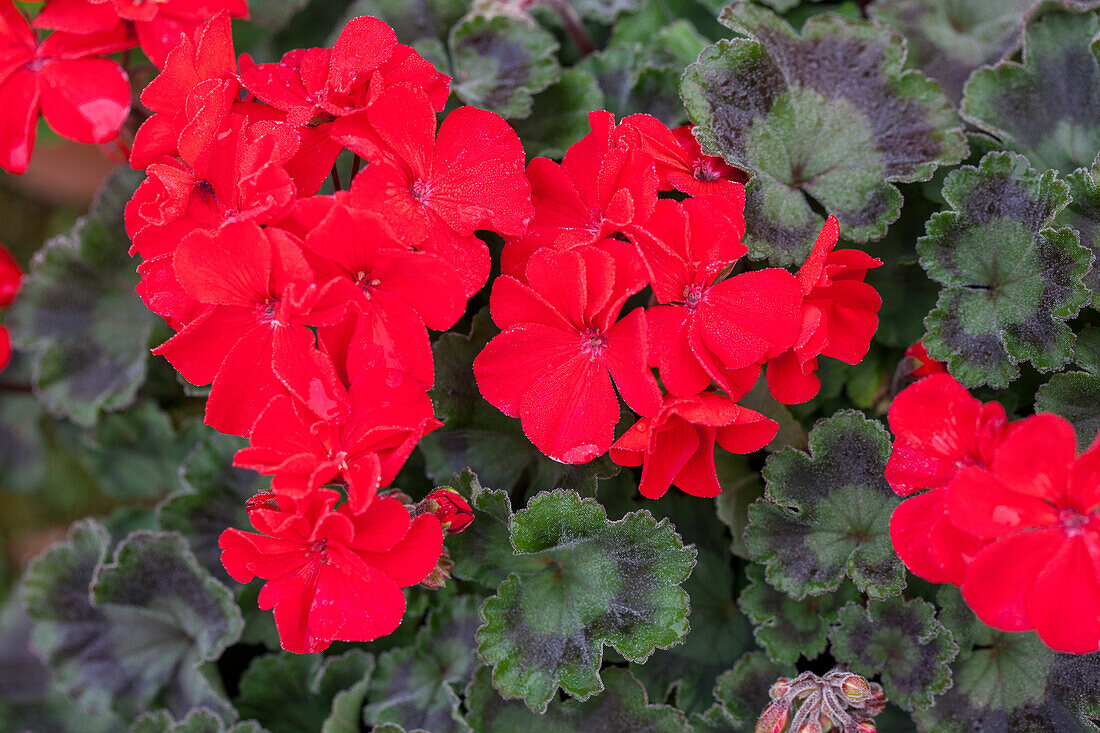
[3,0,1100,731]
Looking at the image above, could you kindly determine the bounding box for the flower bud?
[420,489,474,533]
[840,674,872,702]
[418,548,454,590]
[856,722,877,733]
[754,700,790,733]
[245,491,278,512]
[769,677,791,699]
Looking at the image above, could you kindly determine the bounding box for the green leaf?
[918,151,1091,387]
[510,68,605,159]
[130,709,265,733]
[744,411,904,600]
[157,434,268,585]
[246,0,310,29]
[449,13,561,119]
[869,0,1036,102]
[830,597,957,711]
[962,7,1100,175]
[445,470,543,588]
[476,490,696,712]
[6,169,154,426]
[573,0,642,23]
[339,0,466,44]
[22,521,243,721]
[364,596,482,732]
[681,2,966,264]
[710,652,796,731]
[580,20,707,125]
[235,650,374,733]
[1057,152,1100,302]
[1035,372,1100,449]
[1073,324,1100,373]
[738,564,860,665]
[81,403,209,499]
[465,665,691,732]
[628,493,754,714]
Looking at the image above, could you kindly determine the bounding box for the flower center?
[23,57,50,73]
[331,449,350,471]
[580,327,608,357]
[1059,508,1089,537]
[256,299,278,322]
[692,160,720,182]
[354,271,381,299]
[307,539,330,565]
[410,179,432,203]
[683,284,705,310]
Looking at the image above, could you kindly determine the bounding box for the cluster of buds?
[755,669,885,733]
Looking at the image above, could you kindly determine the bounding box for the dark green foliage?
[130,709,265,733]
[1057,152,1100,300]
[511,69,605,159]
[22,521,242,721]
[1035,371,1100,448]
[681,2,966,263]
[830,597,957,711]
[738,564,859,665]
[465,665,691,732]
[235,650,373,733]
[476,490,696,712]
[919,152,1091,387]
[709,652,796,730]
[6,169,154,425]
[744,411,904,600]
[450,13,562,119]
[962,7,1100,175]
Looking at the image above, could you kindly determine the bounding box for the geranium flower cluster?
[474,112,883,499]
[0,243,22,372]
[123,14,532,653]
[888,373,1100,653]
[0,0,249,175]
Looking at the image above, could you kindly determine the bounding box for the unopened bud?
[769,677,791,699]
[418,548,454,590]
[754,700,790,733]
[420,489,474,533]
[856,722,877,733]
[245,491,278,512]
[840,674,872,702]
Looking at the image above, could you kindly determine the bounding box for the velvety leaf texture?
[738,563,860,665]
[130,709,265,733]
[234,650,373,733]
[476,490,696,713]
[157,434,268,585]
[744,411,904,600]
[918,151,1091,387]
[710,652,796,730]
[512,69,606,159]
[363,596,482,733]
[829,597,958,712]
[1057,152,1100,301]
[449,13,562,119]
[962,7,1100,175]
[22,521,243,721]
[1035,371,1100,449]
[6,168,154,425]
[869,0,1036,102]
[680,1,967,264]
[465,665,690,732]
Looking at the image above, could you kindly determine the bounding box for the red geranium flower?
[34,0,248,69]
[899,341,947,380]
[235,366,442,513]
[766,216,883,404]
[622,115,747,198]
[0,242,22,372]
[0,3,132,174]
[332,84,532,298]
[220,488,443,653]
[239,16,448,128]
[886,374,1009,585]
[946,413,1100,653]
[129,13,238,169]
[520,110,658,251]
[610,392,777,499]
[474,245,662,464]
[642,199,802,399]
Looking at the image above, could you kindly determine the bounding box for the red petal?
[474,323,578,418]
[1028,535,1100,653]
[889,488,984,585]
[38,57,129,143]
[604,307,661,417]
[356,514,444,587]
[961,529,1064,632]
[328,16,397,95]
[988,413,1077,504]
[698,268,802,369]
[946,466,1059,540]
[520,352,619,464]
[648,305,714,396]
[766,349,821,405]
[306,544,406,644]
[638,419,699,499]
[173,223,273,306]
[0,69,39,174]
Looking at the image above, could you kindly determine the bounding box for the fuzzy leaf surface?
[449,14,561,119]
[130,710,265,733]
[710,652,796,730]
[962,8,1100,174]
[465,665,690,732]
[6,169,153,425]
[1035,371,1100,449]
[744,411,903,600]
[919,151,1091,387]
[681,2,966,263]
[830,597,957,711]
[477,490,696,712]
[22,521,242,721]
